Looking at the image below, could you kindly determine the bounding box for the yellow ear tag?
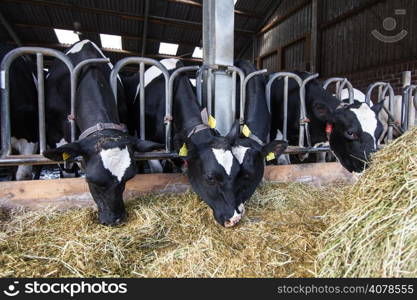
[179,143,188,157]
[62,152,70,161]
[208,115,216,129]
[266,152,276,162]
[242,124,251,138]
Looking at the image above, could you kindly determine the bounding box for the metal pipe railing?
[402,85,417,131]
[323,77,354,103]
[71,58,109,142]
[266,72,304,143]
[299,73,319,148]
[366,82,396,142]
[1,47,75,158]
[240,69,268,124]
[168,65,200,152]
[110,57,170,148]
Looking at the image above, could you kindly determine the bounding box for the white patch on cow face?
[134,58,179,101]
[350,103,378,148]
[56,138,67,148]
[232,146,250,165]
[212,148,234,176]
[224,209,243,228]
[99,147,131,182]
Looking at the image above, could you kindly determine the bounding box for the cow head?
[313,100,384,172]
[178,122,246,227]
[44,131,162,225]
[229,130,288,207]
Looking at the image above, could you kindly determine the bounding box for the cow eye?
[205,174,217,185]
[345,130,358,140]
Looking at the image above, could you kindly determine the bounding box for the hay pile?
[316,127,417,277]
[0,183,345,278]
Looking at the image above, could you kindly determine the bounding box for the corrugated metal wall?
[255,0,417,80]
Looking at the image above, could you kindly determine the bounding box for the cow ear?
[225,120,241,145]
[43,142,83,161]
[133,139,164,152]
[371,101,385,115]
[313,101,334,122]
[261,140,288,158]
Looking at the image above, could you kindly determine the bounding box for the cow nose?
[223,210,243,228]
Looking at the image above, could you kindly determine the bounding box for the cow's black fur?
[43,40,162,225]
[270,71,384,172]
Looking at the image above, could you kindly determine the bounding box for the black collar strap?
[78,122,128,141]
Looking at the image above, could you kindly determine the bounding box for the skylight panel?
[100,34,122,50]
[54,29,80,45]
[192,47,203,58]
[159,42,179,56]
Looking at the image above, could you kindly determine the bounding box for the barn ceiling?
[0,0,280,66]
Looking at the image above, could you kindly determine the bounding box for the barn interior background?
[1,0,415,93]
[0,0,416,279]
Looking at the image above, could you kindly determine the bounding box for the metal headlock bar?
[402,85,417,131]
[366,82,398,143]
[266,72,320,152]
[323,77,354,103]
[0,47,110,167]
[110,57,170,147]
[196,64,267,125]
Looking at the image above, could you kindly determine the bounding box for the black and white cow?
[232,60,288,208]
[270,71,385,173]
[0,43,39,180]
[123,59,287,227]
[43,40,162,225]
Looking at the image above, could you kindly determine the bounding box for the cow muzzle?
[224,203,245,228]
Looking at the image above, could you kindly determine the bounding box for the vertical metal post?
[139,62,146,140]
[402,71,411,129]
[1,59,11,157]
[203,0,235,135]
[283,76,289,140]
[310,0,318,73]
[36,53,46,154]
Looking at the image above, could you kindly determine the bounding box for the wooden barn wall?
[256,0,311,73]
[255,0,417,93]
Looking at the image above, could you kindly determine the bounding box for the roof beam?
[3,0,254,36]
[141,0,150,56]
[13,22,201,48]
[4,40,203,63]
[165,0,263,19]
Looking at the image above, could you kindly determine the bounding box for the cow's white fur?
[66,39,116,72]
[212,148,234,176]
[56,138,67,148]
[11,137,38,180]
[340,88,368,105]
[350,103,378,148]
[232,145,250,165]
[99,147,131,182]
[134,58,179,101]
[225,207,244,227]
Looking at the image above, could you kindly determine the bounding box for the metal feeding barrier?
[402,85,417,131]
[323,77,354,103]
[366,82,401,143]
[266,72,329,155]
[0,47,109,166]
[196,64,267,125]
